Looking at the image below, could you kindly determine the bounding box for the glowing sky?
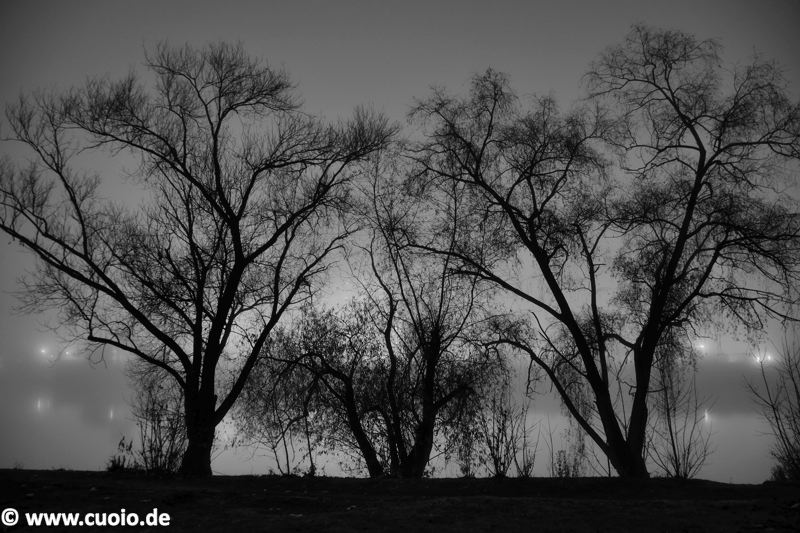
[1,0,798,481]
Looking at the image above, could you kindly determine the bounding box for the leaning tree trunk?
[342,384,385,478]
[604,397,650,478]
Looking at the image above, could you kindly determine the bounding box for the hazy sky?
[1,0,798,481]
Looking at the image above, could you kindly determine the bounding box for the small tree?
[258,160,502,479]
[266,294,498,478]
[648,354,714,479]
[545,419,587,478]
[449,394,481,478]
[128,363,187,474]
[748,335,800,480]
[474,377,532,478]
[235,341,318,476]
[514,419,540,478]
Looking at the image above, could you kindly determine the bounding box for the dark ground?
[1,469,798,532]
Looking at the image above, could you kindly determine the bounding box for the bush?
[106,436,140,473]
[749,337,800,481]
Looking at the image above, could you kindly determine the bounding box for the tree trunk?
[586,344,652,479]
[607,443,649,478]
[179,419,215,476]
[394,348,439,478]
[396,406,436,478]
[400,442,434,478]
[179,391,216,476]
[342,384,385,478]
[361,448,385,478]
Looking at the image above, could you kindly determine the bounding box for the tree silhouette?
[407,26,800,477]
[0,42,394,475]
[255,161,501,477]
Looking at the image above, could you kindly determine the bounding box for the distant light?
[754,350,774,365]
[694,339,711,354]
[109,407,114,421]
[704,409,710,423]
[35,397,50,413]
[39,348,47,354]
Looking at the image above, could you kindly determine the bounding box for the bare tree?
[407,26,800,477]
[514,416,540,478]
[545,418,588,478]
[474,377,532,478]
[0,42,394,475]
[748,334,800,480]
